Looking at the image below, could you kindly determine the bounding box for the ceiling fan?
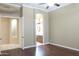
[38,3,60,9]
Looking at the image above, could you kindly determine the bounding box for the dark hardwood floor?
[1,44,79,56]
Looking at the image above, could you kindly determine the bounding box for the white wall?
[49,4,79,49]
[23,6,49,47]
[0,12,20,17]
[23,6,35,47]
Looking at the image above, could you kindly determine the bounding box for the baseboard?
[44,42,50,45]
[23,42,50,49]
[23,45,36,49]
[23,42,79,52]
[50,43,79,51]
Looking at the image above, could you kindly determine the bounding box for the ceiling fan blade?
[54,3,60,7]
[46,6,49,9]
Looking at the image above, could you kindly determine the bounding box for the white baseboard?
[23,42,50,49]
[22,42,79,52]
[50,43,79,51]
[23,45,36,49]
[44,42,50,45]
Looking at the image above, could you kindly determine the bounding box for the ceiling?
[0,3,20,14]
[0,3,70,13]
[23,3,70,12]
[11,3,70,12]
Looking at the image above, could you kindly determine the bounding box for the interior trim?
[23,42,50,49]
[50,43,79,52]
[23,45,36,49]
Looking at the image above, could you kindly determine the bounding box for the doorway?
[0,17,21,51]
[35,13,44,46]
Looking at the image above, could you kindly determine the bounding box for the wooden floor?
[1,44,79,56]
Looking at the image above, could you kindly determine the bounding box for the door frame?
[34,13,45,46]
[0,16,24,49]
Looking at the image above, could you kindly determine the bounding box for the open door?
[35,13,44,46]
